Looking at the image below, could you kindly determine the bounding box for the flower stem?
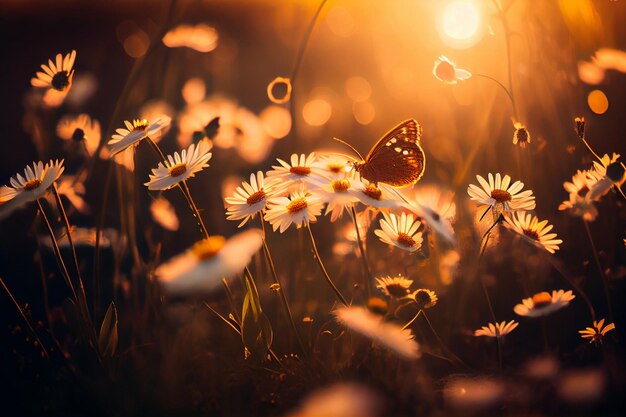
[350,206,372,297]
[583,220,613,322]
[401,309,422,331]
[0,275,49,359]
[305,223,348,306]
[475,73,517,118]
[260,214,307,357]
[421,310,469,369]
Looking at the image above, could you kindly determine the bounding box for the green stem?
[305,223,348,306]
[0,275,49,359]
[350,206,373,297]
[260,214,307,357]
[475,73,517,118]
[583,220,613,322]
[421,310,469,369]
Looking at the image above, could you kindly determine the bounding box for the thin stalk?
[94,165,112,317]
[421,310,469,369]
[0,276,49,359]
[583,220,613,321]
[260,214,307,356]
[401,309,422,331]
[36,200,78,301]
[288,0,328,151]
[490,0,518,120]
[305,223,348,306]
[475,73,517,118]
[350,206,372,297]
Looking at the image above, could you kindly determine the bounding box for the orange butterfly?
[335,119,425,187]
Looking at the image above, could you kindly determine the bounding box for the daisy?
[107,116,171,156]
[504,212,563,254]
[474,320,519,338]
[402,184,456,245]
[56,114,101,157]
[313,177,360,223]
[433,55,472,84]
[558,170,598,221]
[587,153,625,200]
[150,197,179,231]
[512,122,531,148]
[30,50,76,107]
[289,383,382,417]
[155,230,263,295]
[225,171,277,227]
[266,153,326,194]
[467,173,536,218]
[334,305,420,360]
[350,178,404,209]
[579,319,615,345]
[162,24,218,53]
[439,249,460,285]
[374,211,423,253]
[408,288,438,310]
[514,290,575,318]
[145,140,212,190]
[375,275,413,298]
[264,191,324,233]
[0,160,64,205]
[313,152,354,179]
[55,175,89,214]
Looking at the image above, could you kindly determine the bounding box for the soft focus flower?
[225,171,276,227]
[264,191,324,233]
[408,288,438,310]
[592,47,626,72]
[266,153,326,194]
[439,249,460,285]
[314,177,360,223]
[0,160,64,205]
[512,122,531,148]
[284,383,382,417]
[30,50,76,107]
[474,320,519,338]
[558,170,598,221]
[375,275,413,298]
[107,117,171,156]
[587,153,625,200]
[351,179,404,209]
[39,227,117,249]
[402,184,456,245]
[579,318,615,345]
[433,55,471,84]
[313,152,354,179]
[56,175,89,214]
[155,230,263,295]
[56,114,101,157]
[523,355,560,380]
[334,305,420,360]
[557,369,606,405]
[444,377,504,412]
[150,197,179,231]
[374,211,423,253]
[145,140,212,190]
[467,173,535,218]
[514,290,575,318]
[162,24,218,52]
[504,212,563,254]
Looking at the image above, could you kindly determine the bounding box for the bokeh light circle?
[587,89,609,114]
[439,0,483,49]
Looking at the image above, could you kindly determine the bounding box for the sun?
[440,0,483,48]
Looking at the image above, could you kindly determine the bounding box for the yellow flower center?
[397,232,416,247]
[363,183,382,200]
[523,228,540,241]
[286,197,308,213]
[246,190,266,205]
[490,189,511,203]
[532,292,552,308]
[290,166,311,176]
[132,119,149,131]
[327,162,345,174]
[23,178,42,191]
[191,236,226,260]
[331,179,350,192]
[168,163,187,177]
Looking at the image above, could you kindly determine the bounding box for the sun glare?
[440,0,482,48]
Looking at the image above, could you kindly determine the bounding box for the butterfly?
[334,119,425,187]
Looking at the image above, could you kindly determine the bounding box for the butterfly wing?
[359,119,425,187]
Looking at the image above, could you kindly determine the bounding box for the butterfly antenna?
[332,137,364,160]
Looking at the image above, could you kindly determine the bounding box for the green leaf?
[98,301,118,357]
[240,271,273,359]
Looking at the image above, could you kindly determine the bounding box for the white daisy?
[107,116,171,156]
[266,153,327,194]
[558,170,598,221]
[504,212,563,254]
[514,290,575,318]
[145,140,212,190]
[0,160,64,205]
[350,178,404,209]
[312,152,355,179]
[264,191,324,233]
[30,50,76,107]
[313,177,360,223]
[512,122,531,148]
[474,320,519,338]
[334,305,420,360]
[150,197,179,231]
[56,114,101,157]
[408,288,438,310]
[55,175,89,214]
[402,184,456,245]
[587,153,625,200]
[155,230,263,295]
[467,173,536,217]
[162,24,218,53]
[374,211,423,253]
[579,319,616,345]
[375,275,413,298]
[225,171,277,227]
[433,55,472,84]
